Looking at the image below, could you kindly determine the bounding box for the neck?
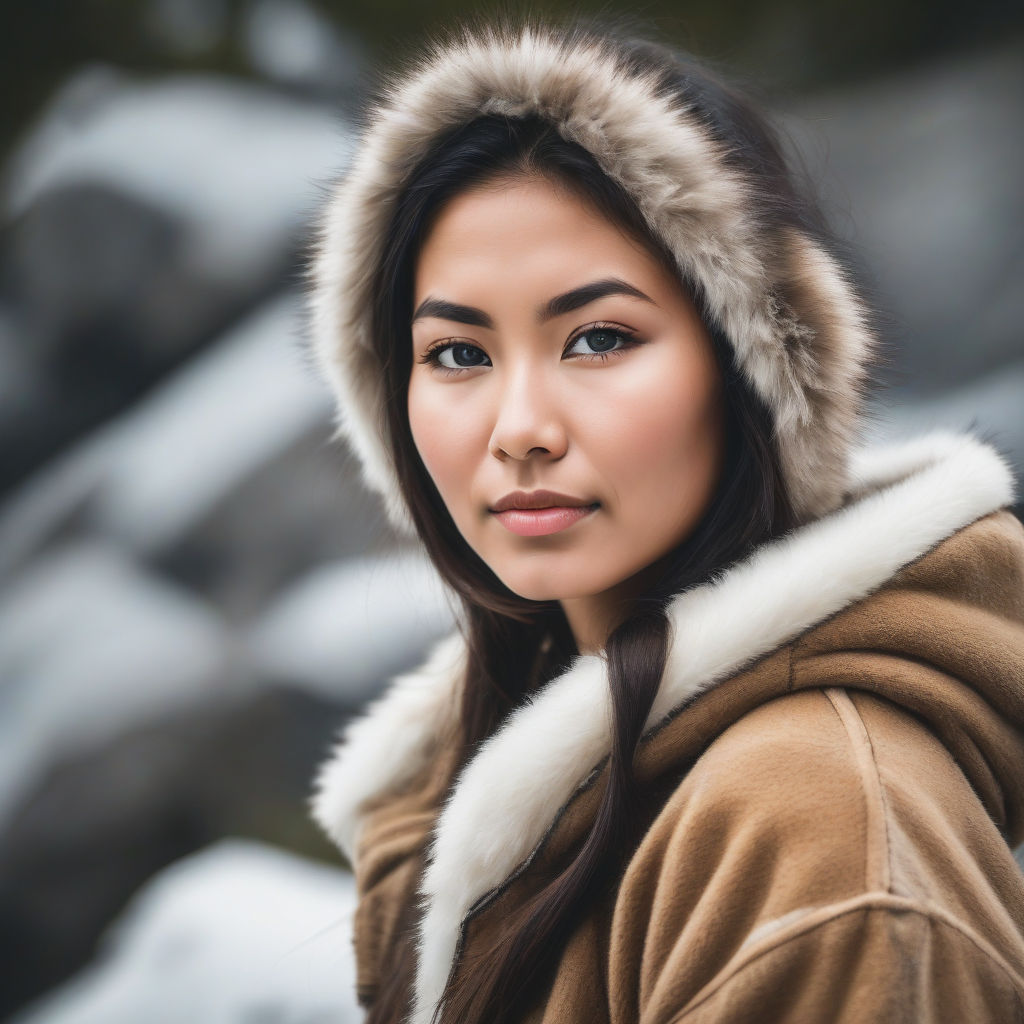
[559,594,620,655]
[560,555,672,654]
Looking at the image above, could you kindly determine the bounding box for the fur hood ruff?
[311,430,1018,1024]
[308,22,875,531]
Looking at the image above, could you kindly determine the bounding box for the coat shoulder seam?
[664,893,1024,1023]
[823,687,893,893]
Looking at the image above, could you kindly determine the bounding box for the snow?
[4,69,352,278]
[89,293,332,552]
[12,839,361,1024]
[246,548,457,704]
[0,540,227,825]
[870,360,1024,479]
[0,293,332,569]
[244,0,364,93]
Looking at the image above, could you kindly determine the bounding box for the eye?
[564,324,638,359]
[424,342,491,371]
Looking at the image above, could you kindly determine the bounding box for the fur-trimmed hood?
[307,20,875,531]
[311,430,1023,1024]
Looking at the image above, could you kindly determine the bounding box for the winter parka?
[305,22,1024,1024]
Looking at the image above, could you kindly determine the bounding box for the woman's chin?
[499,579,565,603]
[497,571,607,606]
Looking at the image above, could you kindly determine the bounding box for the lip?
[489,490,599,537]
[493,506,597,537]
[490,489,594,512]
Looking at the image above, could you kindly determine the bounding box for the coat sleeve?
[348,745,458,1009]
[349,796,429,1008]
[609,688,1024,1024]
[664,897,1024,1023]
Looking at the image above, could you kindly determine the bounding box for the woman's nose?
[487,369,568,463]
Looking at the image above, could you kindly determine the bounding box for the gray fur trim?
[308,21,876,529]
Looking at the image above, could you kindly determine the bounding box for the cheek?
[407,379,483,519]
[577,349,723,508]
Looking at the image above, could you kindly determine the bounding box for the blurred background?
[0,1,1021,1020]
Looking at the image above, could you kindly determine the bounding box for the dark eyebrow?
[411,298,494,329]
[543,278,655,321]
[410,277,656,329]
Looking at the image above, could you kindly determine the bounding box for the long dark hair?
[359,22,840,1024]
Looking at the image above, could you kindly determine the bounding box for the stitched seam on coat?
[823,688,892,893]
[808,654,1011,836]
[664,893,1024,1023]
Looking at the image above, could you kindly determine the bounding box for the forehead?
[413,174,673,303]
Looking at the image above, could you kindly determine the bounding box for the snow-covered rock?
[785,41,1024,391]
[5,68,350,269]
[0,67,352,488]
[12,839,360,1024]
[0,540,227,825]
[244,0,366,95]
[247,548,456,704]
[870,360,1024,472]
[0,293,336,575]
[87,293,331,553]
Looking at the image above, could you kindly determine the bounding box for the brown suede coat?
[312,438,1024,1022]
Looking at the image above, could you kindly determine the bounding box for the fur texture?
[308,21,876,531]
[309,631,465,863]
[310,431,1016,1024]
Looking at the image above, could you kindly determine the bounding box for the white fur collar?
[310,430,1015,1024]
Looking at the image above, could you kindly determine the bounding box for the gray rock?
[869,360,1024,506]
[1,67,352,490]
[11,839,359,1024]
[784,42,1024,393]
[246,548,456,705]
[146,0,230,59]
[244,0,367,97]
[0,681,348,1020]
[0,539,228,827]
[0,293,380,610]
[0,304,55,489]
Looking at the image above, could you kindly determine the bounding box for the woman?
[307,19,1024,1024]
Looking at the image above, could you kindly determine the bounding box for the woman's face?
[408,174,725,648]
